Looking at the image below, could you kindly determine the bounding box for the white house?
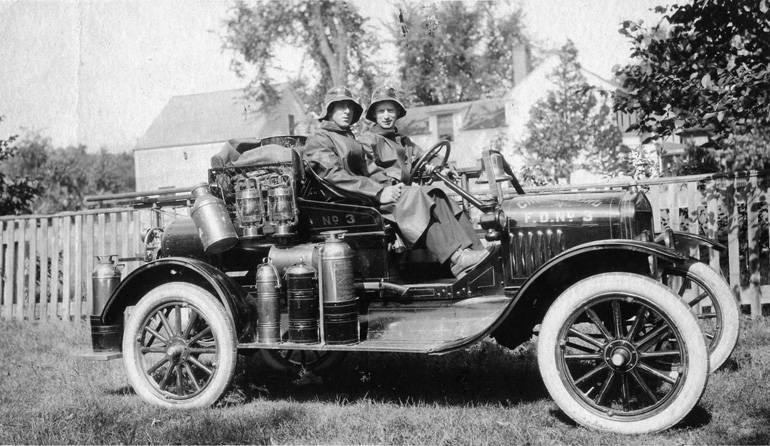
[398,53,631,172]
[134,84,311,191]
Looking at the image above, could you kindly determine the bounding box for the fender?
[99,257,254,341]
[671,230,727,253]
[491,239,688,348]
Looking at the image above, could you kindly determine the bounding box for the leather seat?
[302,162,376,207]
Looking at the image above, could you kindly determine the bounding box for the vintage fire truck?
[85,135,739,434]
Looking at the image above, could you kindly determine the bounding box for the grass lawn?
[1,317,769,445]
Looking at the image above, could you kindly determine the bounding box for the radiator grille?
[509,229,566,276]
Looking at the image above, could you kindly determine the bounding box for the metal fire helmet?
[320,230,355,303]
[235,177,264,238]
[255,259,281,344]
[264,173,298,237]
[190,182,239,254]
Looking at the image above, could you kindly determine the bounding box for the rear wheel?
[661,259,739,372]
[123,283,237,408]
[538,273,709,434]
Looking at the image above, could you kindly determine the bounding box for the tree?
[0,118,43,215]
[390,1,531,106]
[521,42,629,183]
[3,133,135,213]
[614,0,770,164]
[223,0,379,110]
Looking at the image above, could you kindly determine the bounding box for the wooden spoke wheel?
[123,283,237,408]
[660,259,739,372]
[538,273,709,434]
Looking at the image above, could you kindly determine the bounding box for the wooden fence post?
[647,184,662,232]
[668,182,681,231]
[726,174,743,300]
[705,179,721,273]
[39,218,49,321]
[687,181,701,259]
[62,215,71,322]
[73,214,83,322]
[27,218,37,321]
[49,217,60,321]
[0,221,6,320]
[4,221,16,320]
[747,174,764,319]
[15,219,26,321]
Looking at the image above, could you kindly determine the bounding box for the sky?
[0,0,664,153]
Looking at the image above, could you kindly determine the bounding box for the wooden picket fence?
[1,171,769,323]
[0,206,188,322]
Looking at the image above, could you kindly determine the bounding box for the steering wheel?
[407,140,451,185]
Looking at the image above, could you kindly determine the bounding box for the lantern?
[264,173,298,237]
[235,177,264,238]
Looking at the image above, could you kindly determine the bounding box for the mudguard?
[491,239,688,348]
[671,230,727,253]
[99,257,254,342]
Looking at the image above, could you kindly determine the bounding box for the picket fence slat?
[74,214,83,321]
[687,181,700,260]
[62,216,71,321]
[49,218,60,321]
[15,220,26,320]
[4,222,15,320]
[27,220,37,321]
[85,214,94,318]
[0,222,7,319]
[705,180,720,273]
[39,219,49,321]
[746,176,763,317]
[648,184,662,232]
[727,178,742,298]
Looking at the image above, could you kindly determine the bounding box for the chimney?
[512,43,531,87]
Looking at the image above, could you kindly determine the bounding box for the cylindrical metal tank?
[255,260,281,344]
[190,183,238,254]
[323,298,360,345]
[92,255,123,315]
[320,230,355,303]
[160,218,206,258]
[286,261,319,344]
[91,255,124,352]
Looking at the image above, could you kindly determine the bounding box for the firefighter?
[304,86,490,278]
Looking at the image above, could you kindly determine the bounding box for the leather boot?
[450,247,491,277]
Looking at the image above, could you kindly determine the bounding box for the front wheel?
[538,273,709,434]
[122,283,237,408]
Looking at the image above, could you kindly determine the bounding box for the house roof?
[398,99,507,136]
[135,84,309,151]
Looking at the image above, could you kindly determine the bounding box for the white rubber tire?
[662,259,740,372]
[123,283,237,408]
[538,273,709,434]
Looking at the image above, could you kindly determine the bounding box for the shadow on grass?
[674,404,711,429]
[229,339,549,408]
[546,404,713,431]
[106,385,135,396]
